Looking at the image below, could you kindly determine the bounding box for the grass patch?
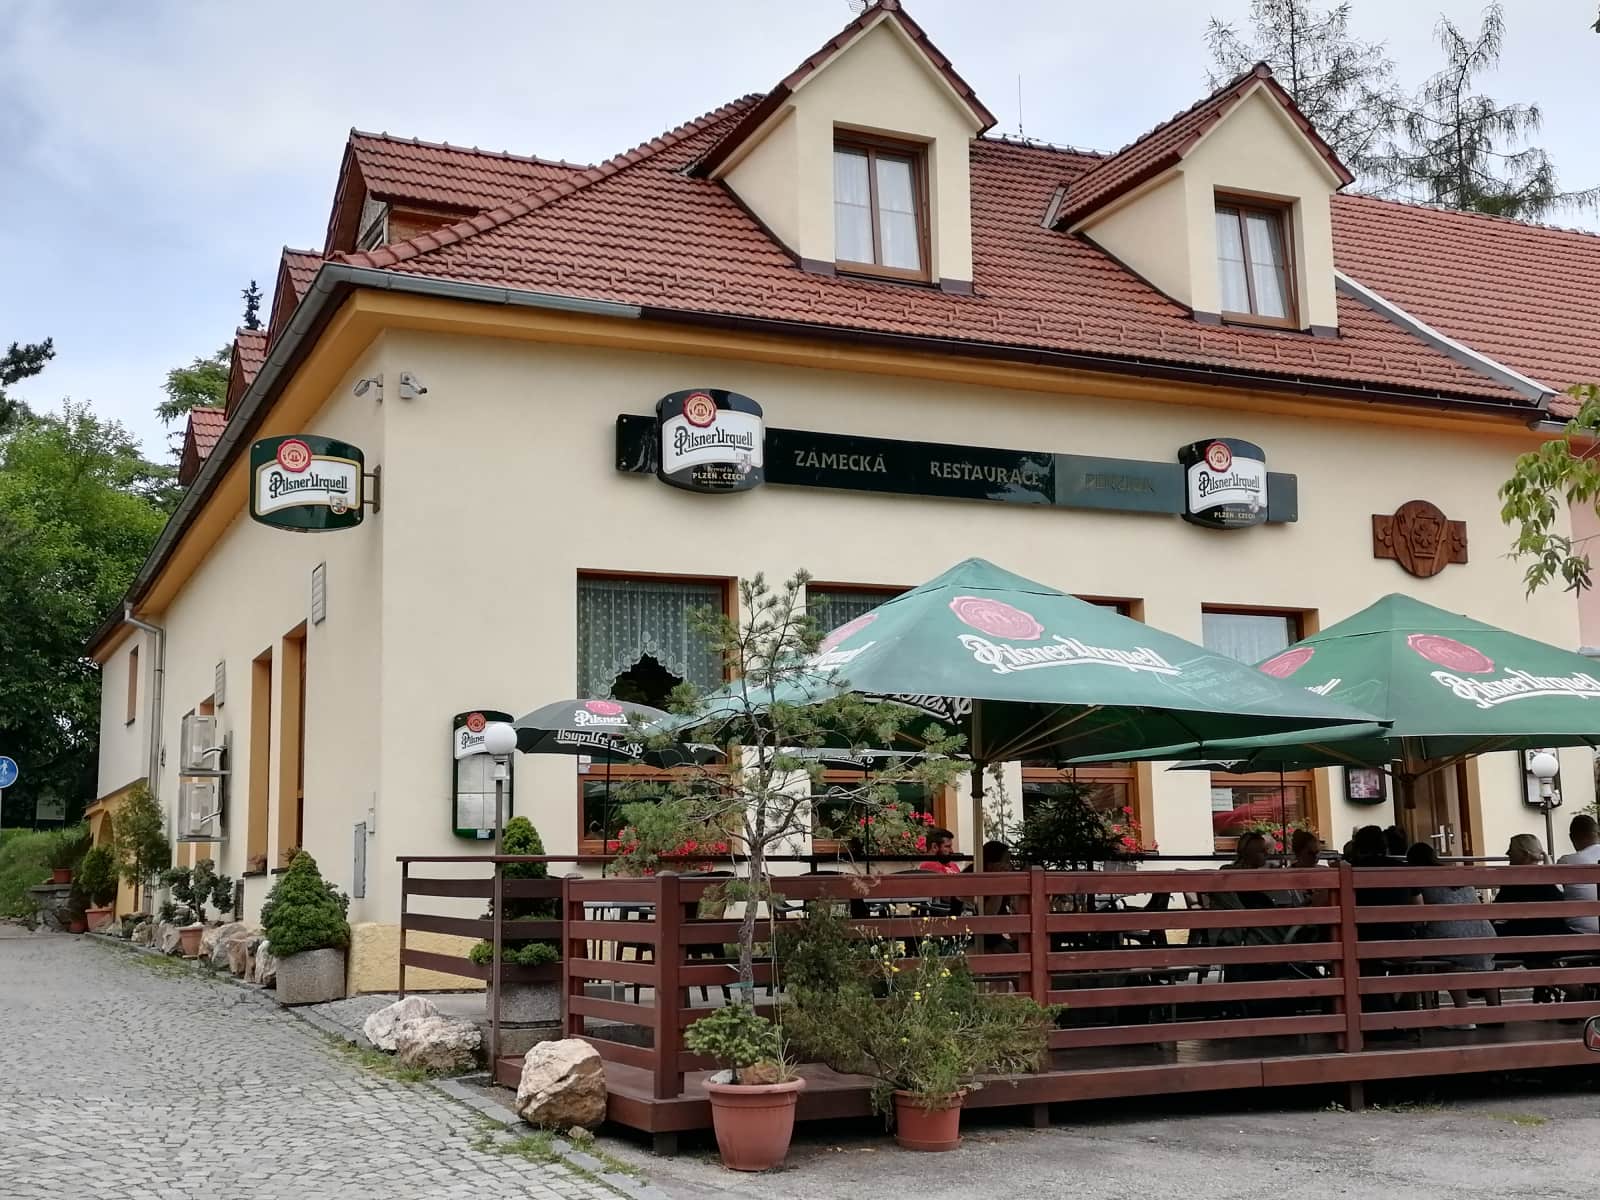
[1487,1112,1550,1127]
[325,1036,432,1083]
[0,827,55,919]
[1368,1098,1445,1114]
[481,1127,643,1189]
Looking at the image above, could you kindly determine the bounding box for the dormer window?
[1215,198,1295,326]
[833,138,928,281]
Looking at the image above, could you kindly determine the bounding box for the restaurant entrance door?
[1398,763,1473,857]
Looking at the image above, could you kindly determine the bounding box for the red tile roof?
[234,329,267,387]
[189,406,227,457]
[1055,63,1353,228]
[348,131,589,213]
[693,0,994,177]
[1332,194,1600,417]
[281,247,322,304]
[341,99,1526,408]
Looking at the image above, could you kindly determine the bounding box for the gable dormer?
[1057,64,1353,335]
[693,1,993,292]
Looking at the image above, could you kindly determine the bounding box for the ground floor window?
[1201,606,1314,852]
[810,772,946,855]
[576,573,731,850]
[807,583,905,635]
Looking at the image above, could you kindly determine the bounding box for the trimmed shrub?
[467,815,560,965]
[77,845,120,907]
[260,851,350,958]
[46,824,92,872]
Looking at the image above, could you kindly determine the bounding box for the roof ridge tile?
[348,128,592,172]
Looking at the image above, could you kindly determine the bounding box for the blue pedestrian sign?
[0,757,17,789]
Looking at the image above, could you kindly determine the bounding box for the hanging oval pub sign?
[250,435,365,531]
[1179,438,1268,529]
[655,389,764,494]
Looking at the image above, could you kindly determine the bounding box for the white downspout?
[123,604,165,799]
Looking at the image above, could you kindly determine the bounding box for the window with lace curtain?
[1215,196,1295,327]
[807,583,905,635]
[575,574,730,849]
[1202,606,1316,850]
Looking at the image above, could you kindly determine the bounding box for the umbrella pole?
[601,756,612,879]
[971,763,985,873]
[1279,766,1287,858]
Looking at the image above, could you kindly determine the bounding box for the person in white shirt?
[1556,814,1600,935]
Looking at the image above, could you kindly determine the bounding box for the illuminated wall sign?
[1179,438,1269,529]
[617,415,1296,524]
[250,435,364,531]
[656,389,764,493]
[451,709,515,839]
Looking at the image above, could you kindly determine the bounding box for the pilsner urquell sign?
[656,389,764,494]
[250,435,365,531]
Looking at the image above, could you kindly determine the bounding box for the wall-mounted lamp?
[353,374,383,403]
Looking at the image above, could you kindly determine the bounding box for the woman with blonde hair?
[1494,834,1568,990]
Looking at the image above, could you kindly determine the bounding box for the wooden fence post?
[398,860,408,998]
[653,873,682,1100]
[563,873,582,1040]
[1029,867,1049,1007]
[1336,860,1364,1055]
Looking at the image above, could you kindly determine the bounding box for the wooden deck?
[403,860,1600,1147]
[496,1022,1599,1136]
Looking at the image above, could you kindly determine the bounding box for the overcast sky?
[2,0,1596,458]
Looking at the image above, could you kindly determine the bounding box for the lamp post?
[481,722,518,1068]
[1529,750,1560,858]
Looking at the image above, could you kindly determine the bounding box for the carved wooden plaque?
[1372,500,1467,578]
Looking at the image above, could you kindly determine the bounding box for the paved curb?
[87,932,677,1199]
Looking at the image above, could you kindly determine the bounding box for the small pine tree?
[240,280,263,331]
[260,851,350,958]
[111,783,170,913]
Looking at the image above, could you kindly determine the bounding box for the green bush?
[683,1003,782,1083]
[46,824,92,872]
[77,845,119,907]
[260,851,350,958]
[0,829,55,918]
[467,816,561,966]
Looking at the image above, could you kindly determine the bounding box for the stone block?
[492,1022,564,1060]
[493,982,560,1024]
[274,948,346,1006]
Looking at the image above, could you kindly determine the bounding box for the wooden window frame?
[833,133,932,283]
[575,571,737,854]
[125,645,139,726]
[1215,194,1298,329]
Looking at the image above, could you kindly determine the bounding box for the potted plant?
[683,1003,803,1171]
[260,851,350,1004]
[158,859,235,956]
[466,816,562,1021]
[77,845,120,930]
[47,825,91,884]
[782,904,1055,1152]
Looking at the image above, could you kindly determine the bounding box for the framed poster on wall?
[452,710,515,838]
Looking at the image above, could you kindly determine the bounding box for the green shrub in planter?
[467,816,560,965]
[260,851,350,958]
[683,1002,786,1084]
[77,845,120,908]
[46,825,92,872]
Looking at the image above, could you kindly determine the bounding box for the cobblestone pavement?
[0,928,622,1200]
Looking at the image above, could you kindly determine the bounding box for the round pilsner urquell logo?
[682,392,718,428]
[948,595,1044,641]
[465,712,487,733]
[1204,441,1233,473]
[276,438,313,472]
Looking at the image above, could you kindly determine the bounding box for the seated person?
[1494,834,1568,977]
[918,828,964,875]
[1556,814,1600,935]
[1273,829,1329,909]
[1347,823,1420,941]
[1217,831,1277,910]
[1407,842,1500,1021]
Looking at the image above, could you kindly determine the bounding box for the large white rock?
[393,1015,482,1074]
[362,996,440,1052]
[226,933,261,977]
[207,923,252,970]
[515,1039,606,1130]
[253,940,278,987]
[157,922,184,956]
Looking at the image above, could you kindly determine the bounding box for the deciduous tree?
[1501,384,1600,595]
[157,347,229,425]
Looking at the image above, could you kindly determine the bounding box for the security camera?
[398,372,428,400]
[353,374,384,401]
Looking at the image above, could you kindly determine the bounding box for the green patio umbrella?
[657,558,1377,853]
[1072,592,1600,798]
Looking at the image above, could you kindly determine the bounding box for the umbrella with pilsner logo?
[652,558,1378,857]
[1070,593,1600,808]
[512,698,720,873]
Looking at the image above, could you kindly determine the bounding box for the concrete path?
[0,927,616,1200]
[606,1067,1600,1200]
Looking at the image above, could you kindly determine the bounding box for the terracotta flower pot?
[703,1077,806,1171]
[178,925,205,958]
[50,868,72,885]
[68,917,87,934]
[892,1090,963,1152]
[85,906,115,932]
